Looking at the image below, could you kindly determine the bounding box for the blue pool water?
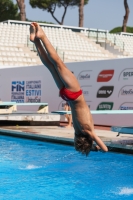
[0,135,133,200]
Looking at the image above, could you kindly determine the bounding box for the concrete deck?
[0,125,133,154]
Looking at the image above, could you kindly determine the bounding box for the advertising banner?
[1,57,133,126]
[66,58,133,126]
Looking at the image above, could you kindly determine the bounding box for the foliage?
[30,0,88,10]
[110,26,133,34]
[110,27,122,33]
[0,0,20,22]
[29,0,89,25]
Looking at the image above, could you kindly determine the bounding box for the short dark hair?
[74,134,93,156]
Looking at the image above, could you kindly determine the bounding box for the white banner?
[0,57,133,126]
[66,58,133,126]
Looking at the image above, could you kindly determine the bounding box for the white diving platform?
[51,110,133,115]
[0,102,48,114]
[52,110,133,133]
[0,102,57,125]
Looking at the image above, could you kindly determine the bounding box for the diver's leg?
[30,23,64,90]
[33,22,81,92]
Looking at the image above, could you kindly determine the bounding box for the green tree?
[16,0,26,21]
[0,0,19,22]
[122,0,130,32]
[110,26,133,34]
[30,0,89,25]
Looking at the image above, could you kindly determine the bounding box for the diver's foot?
[33,22,45,40]
[30,23,36,42]
[65,125,72,128]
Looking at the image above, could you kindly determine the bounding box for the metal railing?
[56,48,65,61]
[27,36,65,61]
[86,29,127,51]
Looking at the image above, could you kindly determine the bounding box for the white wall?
[1,57,133,126]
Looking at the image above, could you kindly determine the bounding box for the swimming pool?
[0,135,133,200]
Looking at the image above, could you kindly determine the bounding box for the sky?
[13,0,133,31]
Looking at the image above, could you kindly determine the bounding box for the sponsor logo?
[123,72,133,77]
[81,86,91,96]
[12,81,25,92]
[26,96,41,103]
[97,102,114,110]
[26,80,41,103]
[119,68,133,80]
[120,106,133,110]
[97,70,114,82]
[61,102,67,108]
[58,101,67,110]
[121,89,133,95]
[78,70,92,80]
[58,101,91,110]
[97,86,114,98]
[11,81,25,103]
[119,86,133,96]
[86,101,91,108]
[119,102,133,110]
[83,90,89,95]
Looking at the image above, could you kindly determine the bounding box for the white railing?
[1,20,133,55]
[1,20,108,33]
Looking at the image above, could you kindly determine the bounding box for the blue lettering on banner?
[26,84,41,89]
[120,106,133,110]
[25,80,42,103]
[12,100,24,103]
[26,90,41,96]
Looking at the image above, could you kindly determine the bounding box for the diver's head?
[74,134,93,156]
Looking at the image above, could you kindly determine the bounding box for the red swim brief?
[60,87,82,101]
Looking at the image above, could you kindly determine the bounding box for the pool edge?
[0,128,133,155]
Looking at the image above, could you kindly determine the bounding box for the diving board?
[0,102,16,105]
[15,102,49,114]
[51,110,133,115]
[0,101,17,114]
[16,103,49,113]
[0,102,48,114]
[111,126,133,136]
[52,110,133,135]
[15,103,48,106]
[0,102,48,106]
[52,111,72,115]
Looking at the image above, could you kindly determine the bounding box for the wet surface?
[0,123,133,154]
